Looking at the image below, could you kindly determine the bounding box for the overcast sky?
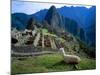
[12,0,93,14]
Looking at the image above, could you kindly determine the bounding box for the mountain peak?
[44,5,59,25]
[48,5,57,13]
[50,5,56,9]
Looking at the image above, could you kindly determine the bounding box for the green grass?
[41,28,57,37]
[77,57,96,70]
[11,54,96,75]
[42,28,48,33]
[57,37,66,43]
[41,28,65,43]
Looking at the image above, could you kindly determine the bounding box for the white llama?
[59,48,81,64]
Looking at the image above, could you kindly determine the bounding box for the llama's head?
[59,48,66,55]
[59,48,64,51]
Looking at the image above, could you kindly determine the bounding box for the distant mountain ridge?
[11,13,30,30]
[11,5,96,47]
[12,6,96,29]
[33,6,96,28]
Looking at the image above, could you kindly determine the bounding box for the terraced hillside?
[11,26,95,75]
[11,26,80,56]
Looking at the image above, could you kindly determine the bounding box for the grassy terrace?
[42,28,57,37]
[11,54,96,75]
[42,28,65,42]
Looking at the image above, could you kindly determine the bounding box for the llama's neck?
[59,48,66,56]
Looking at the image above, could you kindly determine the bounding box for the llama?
[59,48,81,64]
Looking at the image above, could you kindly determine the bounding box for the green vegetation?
[57,37,65,43]
[11,54,96,75]
[41,28,57,37]
[77,57,96,70]
[41,28,66,43]
[42,28,48,33]
[77,37,96,58]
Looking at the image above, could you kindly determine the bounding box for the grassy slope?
[11,54,96,75]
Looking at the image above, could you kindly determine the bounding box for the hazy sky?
[12,0,92,14]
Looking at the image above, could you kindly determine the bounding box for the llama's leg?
[73,65,80,70]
